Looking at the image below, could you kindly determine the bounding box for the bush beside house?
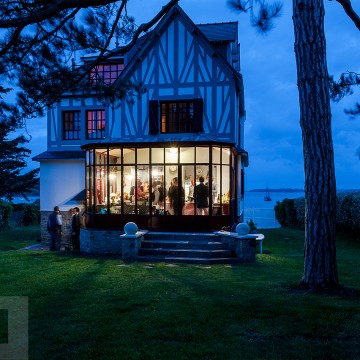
[0,199,40,230]
[275,191,360,235]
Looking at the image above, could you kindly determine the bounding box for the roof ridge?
[197,21,238,26]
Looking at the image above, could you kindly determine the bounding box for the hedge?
[0,200,13,229]
[274,191,360,235]
[0,199,40,230]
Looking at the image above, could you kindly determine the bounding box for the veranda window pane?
[109,148,121,164]
[137,148,149,164]
[180,147,194,163]
[165,147,178,163]
[151,148,164,163]
[222,147,231,164]
[123,148,135,164]
[196,146,209,163]
[212,146,221,163]
[95,149,107,165]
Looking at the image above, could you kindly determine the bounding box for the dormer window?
[89,63,124,85]
[211,41,229,60]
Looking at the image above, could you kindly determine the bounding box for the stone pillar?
[121,234,143,261]
[121,222,147,261]
[214,230,262,263]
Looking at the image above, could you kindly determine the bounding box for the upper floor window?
[161,101,194,133]
[149,99,203,134]
[89,63,124,85]
[87,110,106,139]
[63,111,81,140]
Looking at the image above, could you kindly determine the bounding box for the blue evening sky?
[26,0,360,190]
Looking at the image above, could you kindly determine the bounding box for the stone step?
[144,232,219,242]
[138,247,235,258]
[136,255,244,265]
[136,231,242,264]
[140,239,228,250]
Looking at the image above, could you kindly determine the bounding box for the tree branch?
[0,0,119,28]
[334,0,360,31]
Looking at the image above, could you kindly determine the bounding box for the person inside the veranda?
[194,176,209,215]
[168,177,185,215]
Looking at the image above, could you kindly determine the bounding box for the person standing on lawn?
[47,206,63,251]
[71,207,81,251]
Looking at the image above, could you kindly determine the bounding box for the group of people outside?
[47,206,81,251]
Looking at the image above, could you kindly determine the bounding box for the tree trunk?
[292,0,340,289]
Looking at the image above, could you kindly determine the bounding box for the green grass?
[0,225,359,359]
[0,225,41,250]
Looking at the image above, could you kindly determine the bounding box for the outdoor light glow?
[169,147,177,154]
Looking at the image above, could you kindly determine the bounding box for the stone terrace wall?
[80,228,124,255]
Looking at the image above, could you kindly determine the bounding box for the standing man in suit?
[71,207,81,251]
[194,177,209,215]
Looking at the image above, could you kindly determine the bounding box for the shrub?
[0,200,13,230]
[336,192,360,234]
[275,191,360,235]
[274,198,300,227]
[12,200,40,226]
[246,219,258,232]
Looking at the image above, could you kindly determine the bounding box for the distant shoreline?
[248,189,360,193]
[248,189,304,193]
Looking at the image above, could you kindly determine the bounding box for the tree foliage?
[329,72,360,117]
[0,119,39,201]
[0,0,178,126]
[230,1,360,116]
[0,0,177,203]
[328,0,360,116]
[228,0,283,31]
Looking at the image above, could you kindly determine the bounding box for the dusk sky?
[26,0,360,190]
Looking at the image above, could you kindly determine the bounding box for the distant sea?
[4,196,39,204]
[243,190,305,229]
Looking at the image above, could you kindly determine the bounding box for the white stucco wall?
[39,160,85,211]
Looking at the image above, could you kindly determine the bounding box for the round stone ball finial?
[124,222,138,235]
[236,222,250,236]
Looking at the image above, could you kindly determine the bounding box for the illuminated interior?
[85,144,234,217]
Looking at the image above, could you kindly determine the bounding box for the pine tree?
[292,0,338,289]
[0,119,39,201]
[229,0,360,290]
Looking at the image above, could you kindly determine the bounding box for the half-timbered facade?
[34,4,248,237]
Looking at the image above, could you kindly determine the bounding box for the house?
[33,3,248,247]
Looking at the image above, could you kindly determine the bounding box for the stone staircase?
[137,232,243,264]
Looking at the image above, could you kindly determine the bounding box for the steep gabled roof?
[197,22,238,43]
[119,4,241,84]
[124,32,151,64]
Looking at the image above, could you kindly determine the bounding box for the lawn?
[0,225,359,360]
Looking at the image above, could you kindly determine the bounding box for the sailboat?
[264,186,272,201]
